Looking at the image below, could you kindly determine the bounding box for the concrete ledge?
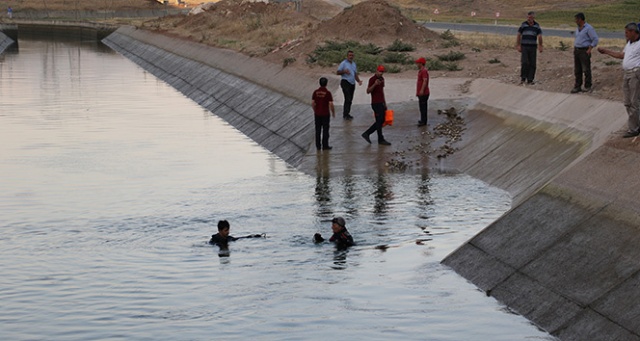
[0,30,15,53]
[100,26,640,340]
[102,27,315,166]
[444,139,640,339]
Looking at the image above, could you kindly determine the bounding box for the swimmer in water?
[314,216,355,250]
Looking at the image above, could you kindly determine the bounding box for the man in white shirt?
[336,50,363,120]
[598,22,640,138]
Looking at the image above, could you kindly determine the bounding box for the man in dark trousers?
[361,65,391,146]
[336,50,363,120]
[516,11,543,85]
[572,12,599,93]
[311,77,336,150]
[415,57,430,126]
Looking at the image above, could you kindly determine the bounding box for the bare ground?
[134,0,627,102]
[5,0,628,101]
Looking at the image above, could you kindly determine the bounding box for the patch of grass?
[488,58,501,64]
[387,39,416,52]
[362,43,384,55]
[455,32,626,52]
[442,40,461,48]
[245,17,262,31]
[384,64,403,73]
[283,57,296,68]
[537,1,640,30]
[440,30,461,48]
[604,60,621,66]
[436,51,466,62]
[306,40,383,72]
[427,59,461,71]
[217,38,238,47]
[558,41,570,51]
[356,56,384,73]
[440,30,456,41]
[383,52,413,65]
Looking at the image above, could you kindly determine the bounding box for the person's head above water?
[218,220,230,237]
[331,217,346,233]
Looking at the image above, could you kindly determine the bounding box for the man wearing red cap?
[415,57,430,127]
[361,65,391,145]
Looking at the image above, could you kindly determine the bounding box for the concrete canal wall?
[0,30,15,53]
[101,27,640,340]
[102,26,321,166]
[443,81,640,340]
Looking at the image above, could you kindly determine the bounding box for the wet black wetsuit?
[329,227,355,249]
[209,233,238,248]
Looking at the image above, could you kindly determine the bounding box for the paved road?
[423,22,624,39]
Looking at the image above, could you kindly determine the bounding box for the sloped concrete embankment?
[101,26,640,340]
[0,30,15,53]
[443,80,640,340]
[102,26,320,166]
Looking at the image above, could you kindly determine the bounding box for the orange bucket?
[383,109,394,127]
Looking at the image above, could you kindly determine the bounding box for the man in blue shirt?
[336,50,363,120]
[516,11,543,85]
[572,12,599,93]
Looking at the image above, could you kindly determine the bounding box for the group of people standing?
[311,50,430,150]
[516,11,598,92]
[517,12,640,138]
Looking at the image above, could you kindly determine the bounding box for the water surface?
[0,35,555,340]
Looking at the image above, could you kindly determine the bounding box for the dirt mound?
[313,0,441,46]
[260,0,443,67]
[141,0,317,55]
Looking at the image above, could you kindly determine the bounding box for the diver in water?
[314,216,355,250]
[209,219,264,249]
[209,220,237,248]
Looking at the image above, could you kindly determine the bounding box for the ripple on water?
[0,37,554,341]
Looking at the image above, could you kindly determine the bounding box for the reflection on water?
[0,35,556,340]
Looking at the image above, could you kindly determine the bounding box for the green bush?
[307,40,383,69]
[558,41,570,51]
[436,51,466,62]
[362,43,384,55]
[427,59,462,71]
[384,64,403,73]
[387,39,416,52]
[307,40,416,72]
[356,55,384,73]
[283,57,296,68]
[442,40,461,48]
[440,30,460,48]
[440,30,456,41]
[383,52,412,65]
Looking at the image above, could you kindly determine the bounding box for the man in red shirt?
[361,65,391,145]
[312,77,336,150]
[416,57,430,127]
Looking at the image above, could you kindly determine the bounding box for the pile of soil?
[262,0,444,67]
[139,0,625,103]
[313,0,440,46]
[140,0,317,56]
